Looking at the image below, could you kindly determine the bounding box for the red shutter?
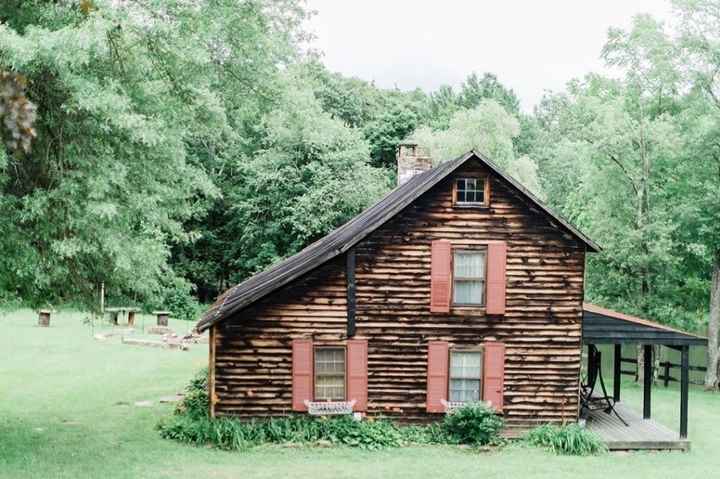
[483,341,505,411]
[292,339,313,411]
[430,240,452,313]
[346,339,368,411]
[426,341,449,413]
[486,242,507,315]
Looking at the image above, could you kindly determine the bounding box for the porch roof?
[582,303,707,346]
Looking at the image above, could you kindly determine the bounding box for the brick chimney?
[397,142,432,186]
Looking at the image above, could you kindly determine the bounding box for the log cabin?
[195,144,607,433]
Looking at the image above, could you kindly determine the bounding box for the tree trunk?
[704,255,720,389]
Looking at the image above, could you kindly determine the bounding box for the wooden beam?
[643,345,652,419]
[680,345,689,439]
[209,325,216,418]
[346,248,356,338]
[613,344,621,402]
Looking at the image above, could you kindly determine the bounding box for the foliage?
[175,367,210,419]
[411,100,543,196]
[160,370,501,450]
[217,79,391,282]
[440,402,504,446]
[158,413,410,451]
[0,0,310,310]
[524,424,607,456]
[151,276,202,321]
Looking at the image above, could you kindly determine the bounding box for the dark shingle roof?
[196,150,599,332]
[583,303,706,345]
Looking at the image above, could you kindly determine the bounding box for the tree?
[410,99,542,195]
[220,78,390,282]
[672,0,720,388]
[0,0,311,311]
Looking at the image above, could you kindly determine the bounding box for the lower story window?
[450,351,482,402]
[315,347,345,401]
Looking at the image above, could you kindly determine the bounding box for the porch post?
[613,344,621,402]
[680,345,689,439]
[643,344,652,419]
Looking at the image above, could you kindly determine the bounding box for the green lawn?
[1,310,719,479]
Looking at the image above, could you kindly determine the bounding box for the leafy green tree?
[220,78,390,281]
[458,72,521,115]
[0,0,310,311]
[410,99,542,195]
[673,0,720,387]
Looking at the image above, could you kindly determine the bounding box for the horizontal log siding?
[213,159,585,427]
[213,258,347,417]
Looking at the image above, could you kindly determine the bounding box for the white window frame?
[454,177,487,206]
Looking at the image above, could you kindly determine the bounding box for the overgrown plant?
[159,370,504,450]
[525,424,607,456]
[175,368,209,419]
[441,402,504,446]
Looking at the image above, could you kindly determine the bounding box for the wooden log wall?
[213,159,586,429]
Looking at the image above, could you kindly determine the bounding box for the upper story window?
[314,347,346,401]
[454,177,487,206]
[453,250,486,305]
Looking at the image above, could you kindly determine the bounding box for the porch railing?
[618,355,705,387]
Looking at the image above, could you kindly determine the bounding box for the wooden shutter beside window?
[430,240,452,313]
[347,339,368,412]
[486,242,507,315]
[426,341,449,413]
[482,341,505,411]
[292,339,313,411]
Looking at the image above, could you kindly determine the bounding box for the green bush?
[175,368,209,419]
[158,414,407,451]
[525,424,607,456]
[398,423,454,445]
[159,370,506,451]
[150,276,202,321]
[441,402,504,446]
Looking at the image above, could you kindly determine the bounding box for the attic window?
[454,177,488,206]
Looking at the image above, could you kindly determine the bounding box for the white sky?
[307,0,673,111]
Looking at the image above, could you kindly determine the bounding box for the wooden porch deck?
[585,401,689,451]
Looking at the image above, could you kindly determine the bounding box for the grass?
[1,309,720,478]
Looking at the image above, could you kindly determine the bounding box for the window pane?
[453,280,483,304]
[316,375,345,401]
[454,252,485,278]
[450,379,481,402]
[450,352,482,378]
[456,178,485,204]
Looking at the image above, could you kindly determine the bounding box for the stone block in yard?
[38,309,51,327]
[147,326,173,335]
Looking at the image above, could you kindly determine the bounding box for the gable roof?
[583,303,706,346]
[196,150,600,332]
